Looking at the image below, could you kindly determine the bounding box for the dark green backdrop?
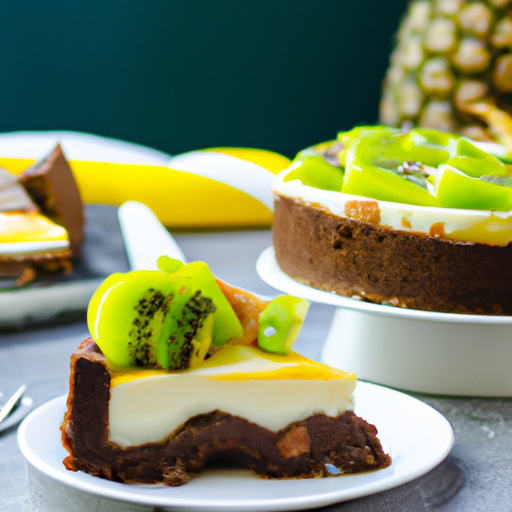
[1,1,409,158]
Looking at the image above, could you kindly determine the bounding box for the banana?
[0,131,291,228]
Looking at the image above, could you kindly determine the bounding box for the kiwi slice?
[87,258,243,369]
[257,296,309,355]
[158,273,216,370]
[174,261,243,346]
[87,270,175,368]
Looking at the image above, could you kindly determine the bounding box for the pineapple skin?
[380,0,512,143]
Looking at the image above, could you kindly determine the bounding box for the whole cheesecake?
[61,258,391,485]
[273,126,512,315]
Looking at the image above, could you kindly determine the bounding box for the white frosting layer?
[274,168,512,246]
[0,240,69,255]
[108,345,355,448]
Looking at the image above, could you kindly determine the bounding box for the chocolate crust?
[273,194,512,315]
[61,339,391,485]
[0,250,72,279]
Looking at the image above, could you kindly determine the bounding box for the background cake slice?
[0,166,71,283]
[0,144,84,285]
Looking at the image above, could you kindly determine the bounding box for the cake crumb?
[277,426,311,458]
[365,454,375,465]
[161,459,192,486]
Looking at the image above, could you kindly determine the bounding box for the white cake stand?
[256,246,512,397]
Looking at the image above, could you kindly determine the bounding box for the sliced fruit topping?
[157,255,184,273]
[88,254,310,367]
[214,280,310,354]
[436,165,512,211]
[87,258,243,370]
[215,279,269,346]
[257,296,309,355]
[87,270,175,369]
[170,260,243,347]
[163,281,215,370]
[284,147,344,192]
[291,125,512,212]
[445,138,507,178]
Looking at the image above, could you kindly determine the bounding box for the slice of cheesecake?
[0,168,71,282]
[61,258,391,486]
[62,338,390,485]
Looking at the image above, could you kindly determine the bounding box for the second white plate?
[18,382,453,511]
[256,246,512,325]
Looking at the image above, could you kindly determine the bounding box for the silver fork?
[0,384,28,430]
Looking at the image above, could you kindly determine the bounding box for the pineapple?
[380,0,512,150]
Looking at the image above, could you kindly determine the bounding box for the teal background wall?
[1,0,409,158]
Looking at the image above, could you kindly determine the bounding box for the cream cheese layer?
[274,168,512,246]
[108,345,356,448]
[0,212,69,254]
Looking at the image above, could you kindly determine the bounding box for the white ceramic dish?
[0,130,170,164]
[18,383,452,512]
[256,246,512,396]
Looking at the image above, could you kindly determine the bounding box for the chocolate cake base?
[61,339,391,485]
[273,194,512,315]
[0,250,72,281]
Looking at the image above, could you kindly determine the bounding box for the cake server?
[119,200,274,302]
[118,200,188,271]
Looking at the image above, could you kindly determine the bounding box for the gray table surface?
[1,225,511,511]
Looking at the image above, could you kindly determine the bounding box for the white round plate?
[257,246,512,396]
[18,383,453,512]
[256,246,512,325]
[0,130,170,164]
